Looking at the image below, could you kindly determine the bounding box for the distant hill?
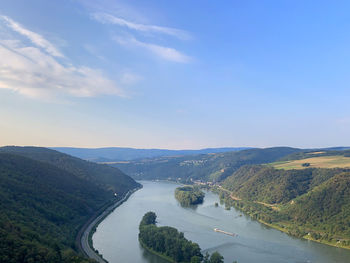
[0,147,140,263]
[114,147,301,182]
[51,147,249,162]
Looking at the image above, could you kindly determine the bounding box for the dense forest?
[220,165,350,247]
[175,186,205,206]
[0,146,139,195]
[139,212,224,263]
[0,147,140,263]
[115,147,301,182]
[222,165,347,204]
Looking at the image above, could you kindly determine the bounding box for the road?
[80,188,140,262]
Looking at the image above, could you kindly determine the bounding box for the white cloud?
[115,36,191,63]
[92,12,191,40]
[0,16,125,100]
[0,15,63,57]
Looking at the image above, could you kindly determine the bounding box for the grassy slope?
[271,155,350,170]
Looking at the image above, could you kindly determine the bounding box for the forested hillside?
[114,147,301,182]
[223,165,347,203]
[0,146,139,194]
[0,147,140,263]
[221,165,350,247]
[282,173,350,238]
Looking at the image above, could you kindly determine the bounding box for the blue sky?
[0,0,349,149]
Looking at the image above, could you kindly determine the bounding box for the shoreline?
[214,186,350,251]
[78,186,143,262]
[139,180,350,251]
[139,239,174,263]
[257,219,350,251]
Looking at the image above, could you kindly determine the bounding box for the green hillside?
[271,155,350,170]
[114,147,301,182]
[0,147,140,263]
[221,165,350,247]
[282,173,350,239]
[222,165,346,204]
[0,146,139,195]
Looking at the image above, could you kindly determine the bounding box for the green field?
[271,155,350,170]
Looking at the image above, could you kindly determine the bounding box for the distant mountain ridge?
[114,147,302,182]
[51,147,250,162]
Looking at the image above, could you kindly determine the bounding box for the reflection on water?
[93,181,350,263]
[140,243,169,263]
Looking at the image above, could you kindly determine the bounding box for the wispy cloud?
[92,12,191,40]
[115,36,191,63]
[0,16,125,100]
[0,15,63,57]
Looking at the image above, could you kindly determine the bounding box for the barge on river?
[213,228,236,237]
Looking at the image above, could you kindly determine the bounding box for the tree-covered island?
[175,186,205,206]
[138,212,224,263]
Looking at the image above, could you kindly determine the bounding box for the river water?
[93,181,350,263]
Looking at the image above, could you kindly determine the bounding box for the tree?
[140,211,157,226]
[209,251,224,263]
[191,255,202,263]
[203,252,210,263]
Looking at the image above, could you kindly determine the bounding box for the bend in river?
[93,181,350,263]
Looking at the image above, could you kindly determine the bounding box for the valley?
[109,147,350,251]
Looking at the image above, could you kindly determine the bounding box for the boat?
[213,228,236,237]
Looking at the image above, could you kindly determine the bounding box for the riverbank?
[214,186,350,251]
[92,180,350,263]
[78,186,142,262]
[257,219,350,250]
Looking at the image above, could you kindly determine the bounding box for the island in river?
[175,186,205,206]
[138,211,225,263]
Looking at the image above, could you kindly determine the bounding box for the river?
[93,181,350,263]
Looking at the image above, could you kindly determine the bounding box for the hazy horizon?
[1,144,349,151]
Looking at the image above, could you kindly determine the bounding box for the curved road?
[80,188,140,262]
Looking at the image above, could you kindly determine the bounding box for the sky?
[0,0,350,149]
